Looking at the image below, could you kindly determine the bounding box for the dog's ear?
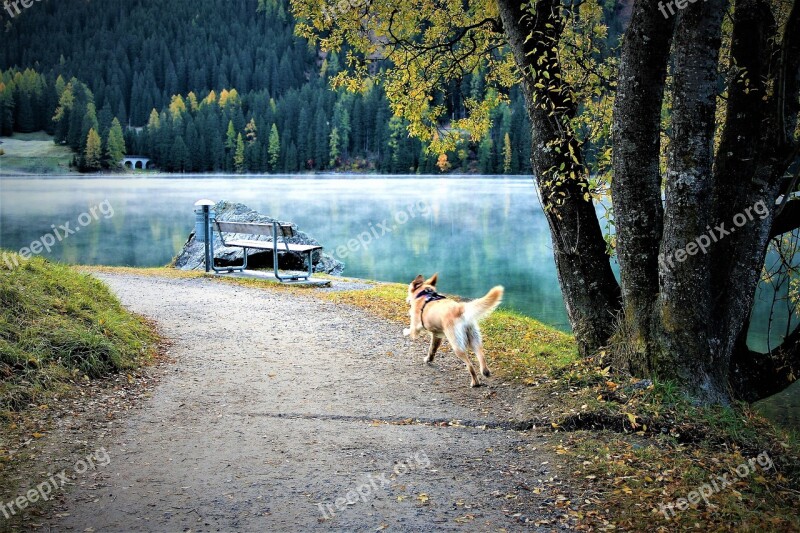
[425,273,438,287]
[411,275,425,290]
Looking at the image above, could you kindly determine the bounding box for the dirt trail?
[46,274,560,532]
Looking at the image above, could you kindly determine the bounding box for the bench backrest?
[215,221,296,238]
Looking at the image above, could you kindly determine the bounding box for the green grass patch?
[0,132,75,175]
[0,252,159,411]
[319,282,578,378]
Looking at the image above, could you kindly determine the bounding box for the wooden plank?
[216,221,294,236]
[223,239,277,249]
[224,239,322,252]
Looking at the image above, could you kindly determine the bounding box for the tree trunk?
[496,0,800,403]
[497,0,621,355]
[656,0,728,401]
[610,1,675,373]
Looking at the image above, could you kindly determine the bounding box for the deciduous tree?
[291,0,800,403]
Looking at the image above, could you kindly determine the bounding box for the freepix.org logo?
[3,0,43,19]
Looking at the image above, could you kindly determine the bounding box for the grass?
[0,252,159,412]
[0,132,75,175]
[320,282,578,378]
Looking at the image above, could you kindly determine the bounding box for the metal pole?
[203,205,211,273]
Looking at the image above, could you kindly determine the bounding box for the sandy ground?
[41,273,563,532]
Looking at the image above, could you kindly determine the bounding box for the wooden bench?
[211,221,322,282]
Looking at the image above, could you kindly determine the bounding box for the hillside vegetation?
[0,0,558,173]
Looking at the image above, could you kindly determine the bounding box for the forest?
[0,0,553,173]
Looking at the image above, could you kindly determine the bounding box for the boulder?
[173,201,344,275]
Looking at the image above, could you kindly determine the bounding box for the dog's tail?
[464,286,504,322]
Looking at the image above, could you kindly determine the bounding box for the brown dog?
[403,274,504,387]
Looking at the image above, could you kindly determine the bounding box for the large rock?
[173,201,344,275]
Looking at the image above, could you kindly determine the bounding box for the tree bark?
[610,1,675,373]
[656,0,728,401]
[496,0,621,355]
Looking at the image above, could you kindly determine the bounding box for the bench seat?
[224,239,322,253]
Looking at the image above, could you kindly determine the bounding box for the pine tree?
[170,136,189,172]
[84,128,103,171]
[245,118,257,144]
[478,136,494,174]
[224,119,237,171]
[503,133,512,174]
[234,133,245,173]
[225,120,236,151]
[105,117,126,167]
[329,127,340,167]
[268,123,280,170]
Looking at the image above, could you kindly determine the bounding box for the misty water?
[0,175,796,426]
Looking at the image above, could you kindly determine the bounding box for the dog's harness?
[416,288,446,330]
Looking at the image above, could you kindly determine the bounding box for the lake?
[0,175,796,423]
[0,175,569,327]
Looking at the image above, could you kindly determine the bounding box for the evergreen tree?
[478,136,494,174]
[503,133,512,174]
[245,118,257,144]
[234,132,245,173]
[105,117,126,167]
[224,119,236,170]
[268,123,280,171]
[170,136,190,172]
[0,83,14,135]
[329,127,340,167]
[83,128,103,171]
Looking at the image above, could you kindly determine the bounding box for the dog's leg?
[444,327,479,387]
[404,308,424,339]
[469,327,491,377]
[425,334,442,364]
[403,324,423,340]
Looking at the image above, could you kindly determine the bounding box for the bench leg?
[272,250,314,282]
[212,246,247,273]
[273,247,285,281]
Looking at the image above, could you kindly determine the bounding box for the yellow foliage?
[436,153,451,172]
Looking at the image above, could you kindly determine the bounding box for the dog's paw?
[403,328,411,337]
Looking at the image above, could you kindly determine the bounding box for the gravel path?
[46,274,559,532]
